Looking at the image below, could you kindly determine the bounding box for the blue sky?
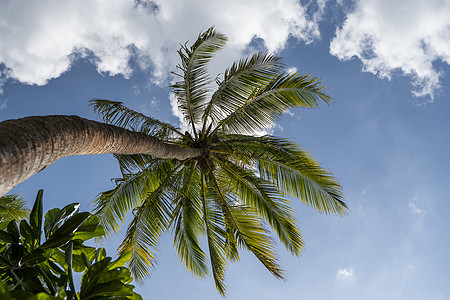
[1,0,450,299]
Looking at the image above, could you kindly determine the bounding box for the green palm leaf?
[213,72,331,135]
[90,99,183,138]
[202,52,284,132]
[171,26,227,137]
[0,194,29,223]
[205,164,284,281]
[200,174,228,296]
[93,159,179,235]
[211,134,347,215]
[171,161,208,278]
[211,153,304,255]
[118,159,190,280]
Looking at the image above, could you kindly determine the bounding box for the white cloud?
[169,92,189,132]
[0,68,10,95]
[409,199,426,216]
[0,99,7,111]
[130,85,141,96]
[138,97,160,116]
[330,0,450,101]
[336,267,355,281]
[409,202,425,216]
[0,0,322,90]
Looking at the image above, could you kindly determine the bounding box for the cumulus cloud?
[0,0,323,90]
[330,0,450,101]
[336,267,355,281]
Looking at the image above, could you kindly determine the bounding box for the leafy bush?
[0,190,142,300]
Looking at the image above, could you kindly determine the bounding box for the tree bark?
[0,115,202,196]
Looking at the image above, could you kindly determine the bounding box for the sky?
[1,0,450,299]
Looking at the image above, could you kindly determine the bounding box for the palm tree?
[92,27,347,295]
[0,193,29,223]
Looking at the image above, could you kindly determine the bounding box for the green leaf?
[29,190,43,245]
[48,260,65,275]
[7,221,20,243]
[80,257,112,298]
[107,251,131,271]
[65,242,76,296]
[40,234,73,249]
[93,247,107,263]
[0,280,13,300]
[73,215,104,242]
[12,267,45,293]
[98,267,132,285]
[37,266,58,296]
[21,249,47,266]
[42,212,90,249]
[131,293,143,300]
[0,230,14,243]
[71,245,97,273]
[0,220,9,230]
[44,203,80,239]
[81,280,134,299]
[19,220,34,249]
[80,252,92,269]
[27,293,58,300]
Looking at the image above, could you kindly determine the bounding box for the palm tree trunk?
[0,115,202,196]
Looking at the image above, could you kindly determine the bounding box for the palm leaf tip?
[171,26,228,132]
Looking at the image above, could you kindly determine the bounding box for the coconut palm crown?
[91,27,347,295]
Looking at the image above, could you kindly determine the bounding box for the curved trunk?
[0,115,202,196]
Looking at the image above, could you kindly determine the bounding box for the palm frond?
[228,203,284,280]
[206,163,284,280]
[171,26,228,136]
[119,195,171,281]
[200,174,228,296]
[213,72,332,135]
[0,194,29,222]
[211,134,347,216]
[171,161,208,278]
[114,153,160,174]
[119,161,188,281]
[92,159,181,236]
[90,99,183,138]
[211,153,304,255]
[201,52,284,133]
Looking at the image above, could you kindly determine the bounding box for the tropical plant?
[0,190,142,300]
[92,27,347,295]
[0,194,29,223]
